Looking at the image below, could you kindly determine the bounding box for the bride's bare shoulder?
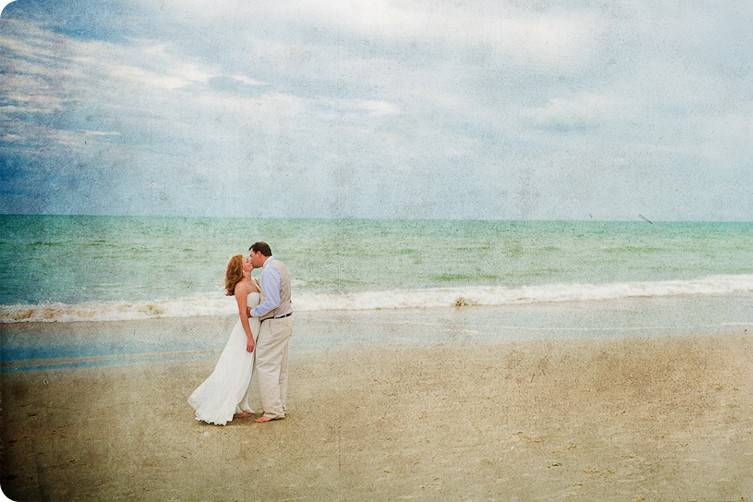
[234,281,251,297]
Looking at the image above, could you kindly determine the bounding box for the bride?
[188,254,261,425]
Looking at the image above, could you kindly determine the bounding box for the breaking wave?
[2,274,753,323]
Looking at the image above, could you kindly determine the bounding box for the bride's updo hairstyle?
[224,254,245,296]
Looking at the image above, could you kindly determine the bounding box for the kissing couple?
[188,241,293,425]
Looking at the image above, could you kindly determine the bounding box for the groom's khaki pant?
[255,316,292,419]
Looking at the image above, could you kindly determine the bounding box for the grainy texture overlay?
[2,308,753,500]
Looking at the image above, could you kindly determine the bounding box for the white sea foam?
[2,274,753,323]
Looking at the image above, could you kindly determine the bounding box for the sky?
[1,0,752,220]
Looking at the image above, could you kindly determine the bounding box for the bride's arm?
[234,284,255,353]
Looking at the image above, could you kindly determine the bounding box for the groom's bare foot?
[255,415,284,423]
[233,411,254,419]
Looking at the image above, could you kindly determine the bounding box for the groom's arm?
[251,267,282,317]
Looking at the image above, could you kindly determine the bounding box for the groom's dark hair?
[249,241,272,257]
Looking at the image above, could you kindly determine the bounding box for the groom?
[248,241,293,423]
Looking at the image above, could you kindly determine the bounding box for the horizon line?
[1,213,752,224]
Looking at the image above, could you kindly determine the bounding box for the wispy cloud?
[331,99,400,117]
[1,1,752,219]
[524,92,634,131]
[159,0,603,67]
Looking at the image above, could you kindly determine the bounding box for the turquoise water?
[1,215,752,320]
[4,215,752,369]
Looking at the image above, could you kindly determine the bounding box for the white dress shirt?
[252,256,282,318]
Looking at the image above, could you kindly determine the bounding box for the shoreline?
[2,294,752,373]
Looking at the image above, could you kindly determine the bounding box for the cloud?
[523,92,634,131]
[1,1,753,219]
[156,0,602,67]
[336,99,400,117]
[230,74,264,86]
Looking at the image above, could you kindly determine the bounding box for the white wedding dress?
[188,292,261,425]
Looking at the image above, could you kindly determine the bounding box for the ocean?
[1,215,752,323]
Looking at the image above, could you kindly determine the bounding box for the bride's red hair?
[224,255,244,296]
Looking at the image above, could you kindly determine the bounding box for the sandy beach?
[2,299,753,500]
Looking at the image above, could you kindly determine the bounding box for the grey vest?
[259,257,292,321]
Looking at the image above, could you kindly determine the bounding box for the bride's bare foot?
[255,415,284,423]
[233,411,254,419]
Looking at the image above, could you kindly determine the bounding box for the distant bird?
[638,214,654,224]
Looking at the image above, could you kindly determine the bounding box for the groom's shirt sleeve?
[252,266,282,317]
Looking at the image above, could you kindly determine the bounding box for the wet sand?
[2,306,753,500]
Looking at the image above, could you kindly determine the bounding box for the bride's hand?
[246,337,255,353]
